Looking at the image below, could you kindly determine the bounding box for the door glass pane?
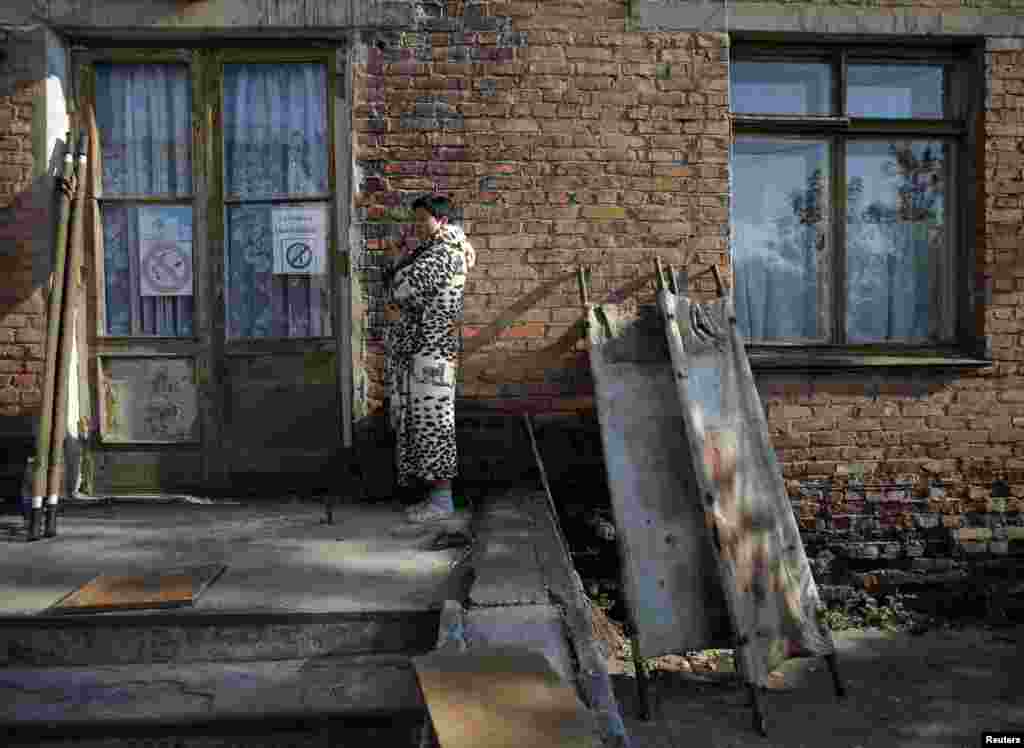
[730,61,833,116]
[226,203,332,339]
[103,204,195,336]
[732,137,831,341]
[846,140,948,342]
[95,63,193,196]
[223,63,329,197]
[95,63,194,336]
[847,64,944,119]
[223,63,332,339]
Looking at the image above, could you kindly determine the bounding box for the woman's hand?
[384,303,401,322]
[386,230,415,263]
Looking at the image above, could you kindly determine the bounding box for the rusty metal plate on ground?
[413,645,601,748]
[49,564,226,613]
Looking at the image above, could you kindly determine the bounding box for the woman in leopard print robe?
[384,196,475,518]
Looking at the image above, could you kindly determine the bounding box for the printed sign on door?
[272,204,328,275]
[138,206,193,297]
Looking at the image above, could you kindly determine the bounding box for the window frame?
[77,47,339,345]
[729,40,990,370]
[213,49,338,345]
[78,48,204,342]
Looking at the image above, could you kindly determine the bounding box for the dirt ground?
[601,623,1023,748]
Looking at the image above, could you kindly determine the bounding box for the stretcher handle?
[576,265,590,306]
[654,257,666,292]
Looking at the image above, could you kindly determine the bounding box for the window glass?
[223,63,332,339]
[732,137,830,341]
[846,140,948,342]
[96,64,194,336]
[223,63,329,197]
[730,61,833,116]
[225,204,332,339]
[847,64,944,119]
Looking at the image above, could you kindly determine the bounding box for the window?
[91,55,334,340]
[223,63,332,339]
[729,45,975,353]
[96,63,196,336]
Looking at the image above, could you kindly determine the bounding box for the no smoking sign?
[141,241,193,297]
[272,205,327,275]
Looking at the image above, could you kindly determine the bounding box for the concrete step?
[9,713,425,748]
[1,653,428,746]
[0,609,439,668]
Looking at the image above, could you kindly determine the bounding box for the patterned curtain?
[96,63,193,336]
[223,63,331,339]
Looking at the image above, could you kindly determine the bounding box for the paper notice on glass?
[272,204,328,275]
[138,206,193,297]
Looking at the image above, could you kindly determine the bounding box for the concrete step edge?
[0,609,440,667]
[1,653,425,728]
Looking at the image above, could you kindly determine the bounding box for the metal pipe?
[45,131,88,538]
[28,132,76,542]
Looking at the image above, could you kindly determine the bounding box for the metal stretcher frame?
[580,261,846,736]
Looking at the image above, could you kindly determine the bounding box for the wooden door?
[207,50,344,494]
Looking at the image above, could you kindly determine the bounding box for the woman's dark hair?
[411,194,453,222]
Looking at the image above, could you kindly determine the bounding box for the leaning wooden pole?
[28,133,76,542]
[45,131,88,538]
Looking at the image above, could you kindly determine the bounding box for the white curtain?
[223,63,331,339]
[97,63,193,336]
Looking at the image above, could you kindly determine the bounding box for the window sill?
[746,346,992,373]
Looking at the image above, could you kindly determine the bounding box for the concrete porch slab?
[0,500,472,617]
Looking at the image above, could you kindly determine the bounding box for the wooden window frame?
[76,47,339,345]
[730,40,991,371]
[211,48,339,347]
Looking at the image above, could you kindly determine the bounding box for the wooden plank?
[413,646,601,748]
[335,43,356,443]
[92,450,204,494]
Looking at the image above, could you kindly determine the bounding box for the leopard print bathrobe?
[385,224,475,487]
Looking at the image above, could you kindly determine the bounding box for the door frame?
[73,43,355,494]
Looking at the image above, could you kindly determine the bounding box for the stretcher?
[582,260,845,735]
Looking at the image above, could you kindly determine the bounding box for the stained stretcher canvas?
[655,290,834,686]
[586,302,732,657]
[586,293,834,684]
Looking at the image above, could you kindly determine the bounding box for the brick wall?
[0,29,48,494]
[0,34,45,425]
[350,0,1024,580]
[733,37,1024,578]
[352,0,729,415]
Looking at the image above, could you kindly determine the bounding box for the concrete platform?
[0,484,630,747]
[0,498,473,617]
